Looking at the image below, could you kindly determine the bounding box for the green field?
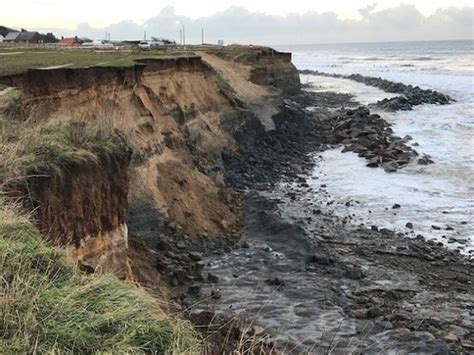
[0,48,192,76]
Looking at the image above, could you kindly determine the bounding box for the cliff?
[0,47,300,280]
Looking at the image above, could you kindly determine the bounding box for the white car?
[87,40,114,48]
[138,41,152,49]
[138,40,163,49]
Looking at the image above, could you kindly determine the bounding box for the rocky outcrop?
[324,106,423,172]
[300,70,453,111]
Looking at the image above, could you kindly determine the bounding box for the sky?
[1,1,473,44]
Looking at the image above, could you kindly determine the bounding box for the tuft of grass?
[0,206,201,354]
[0,119,130,190]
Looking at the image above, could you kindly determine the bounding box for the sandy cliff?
[0,48,300,278]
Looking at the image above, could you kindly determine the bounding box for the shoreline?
[180,81,473,353]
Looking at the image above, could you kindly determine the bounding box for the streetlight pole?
[182,25,186,46]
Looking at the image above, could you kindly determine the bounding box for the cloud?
[34,4,474,44]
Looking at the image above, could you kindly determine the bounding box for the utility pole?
[182,24,185,46]
[179,29,182,45]
[144,30,147,41]
[201,28,204,45]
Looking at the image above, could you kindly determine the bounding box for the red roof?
[61,37,82,45]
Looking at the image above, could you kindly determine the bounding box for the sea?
[277,40,474,255]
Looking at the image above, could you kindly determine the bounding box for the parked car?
[138,40,163,50]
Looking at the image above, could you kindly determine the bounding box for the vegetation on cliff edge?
[0,116,201,353]
[0,206,200,353]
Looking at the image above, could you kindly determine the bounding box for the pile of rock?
[327,106,421,172]
[300,70,453,111]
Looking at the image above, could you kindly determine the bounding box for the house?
[4,32,19,42]
[41,32,58,43]
[16,31,42,43]
[60,36,84,46]
[0,25,16,37]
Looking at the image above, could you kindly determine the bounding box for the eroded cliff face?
[1,50,300,277]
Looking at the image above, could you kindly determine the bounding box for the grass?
[0,48,195,76]
[0,205,201,354]
[0,111,201,353]
[0,118,130,190]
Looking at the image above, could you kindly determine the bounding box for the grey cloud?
[34,4,474,44]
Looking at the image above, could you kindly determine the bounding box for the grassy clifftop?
[0,207,200,353]
[0,111,200,353]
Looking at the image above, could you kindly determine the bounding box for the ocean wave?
[412,56,437,61]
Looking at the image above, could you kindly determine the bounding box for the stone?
[308,254,334,265]
[352,308,369,319]
[207,273,219,284]
[392,204,401,209]
[211,290,221,300]
[443,333,459,343]
[187,285,201,296]
[189,251,203,261]
[266,277,285,286]
[431,225,441,230]
[406,222,414,229]
[345,266,366,280]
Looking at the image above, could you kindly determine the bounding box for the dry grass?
[0,204,201,353]
[0,118,130,192]
[0,112,201,353]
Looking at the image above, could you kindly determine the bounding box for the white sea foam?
[280,40,474,255]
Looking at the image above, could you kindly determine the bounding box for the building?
[60,36,84,46]
[0,34,4,43]
[41,32,58,43]
[16,31,42,44]
[217,40,224,46]
[4,32,19,42]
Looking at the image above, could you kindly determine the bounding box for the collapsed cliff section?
[0,117,133,278]
[2,56,240,241]
[0,49,301,286]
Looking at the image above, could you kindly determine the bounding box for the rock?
[176,241,187,250]
[382,161,399,173]
[371,225,379,231]
[392,204,401,209]
[211,290,221,300]
[368,307,382,318]
[207,273,219,284]
[431,225,442,230]
[366,158,380,168]
[266,277,285,286]
[443,333,459,343]
[308,254,334,265]
[241,241,250,249]
[312,209,322,215]
[418,154,434,165]
[352,308,369,319]
[187,285,201,296]
[345,266,366,280]
[189,251,203,261]
[406,222,414,229]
